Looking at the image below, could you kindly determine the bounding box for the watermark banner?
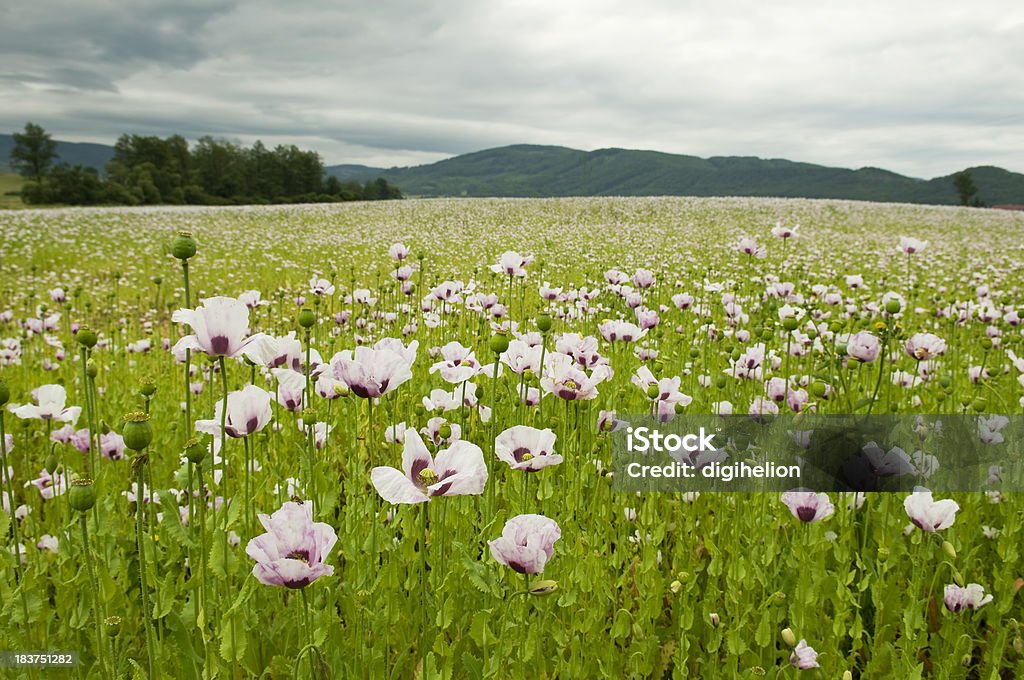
[611,414,1019,492]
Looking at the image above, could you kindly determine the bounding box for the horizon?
[5,129,1020,181]
[2,1,1022,179]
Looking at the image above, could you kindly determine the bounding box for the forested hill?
[329,144,1024,205]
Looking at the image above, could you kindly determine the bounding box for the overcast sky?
[2,0,1022,178]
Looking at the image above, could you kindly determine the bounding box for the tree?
[10,122,58,184]
[952,170,981,207]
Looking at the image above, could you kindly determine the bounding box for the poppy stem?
[421,502,430,679]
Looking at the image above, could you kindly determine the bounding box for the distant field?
[0,172,23,208]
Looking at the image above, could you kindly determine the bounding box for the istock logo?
[625,426,718,453]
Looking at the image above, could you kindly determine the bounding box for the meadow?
[1,196,1023,678]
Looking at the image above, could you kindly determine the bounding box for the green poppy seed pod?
[835,342,848,356]
[810,381,827,398]
[782,317,798,331]
[979,337,992,350]
[522,368,535,382]
[171,232,197,260]
[45,452,59,474]
[0,378,9,406]
[529,579,558,596]
[781,628,797,647]
[86,359,98,379]
[715,375,727,389]
[752,325,764,337]
[688,347,700,358]
[885,298,902,314]
[122,412,153,451]
[935,392,946,403]
[488,333,509,355]
[77,324,98,348]
[298,308,316,329]
[104,616,122,638]
[971,398,987,413]
[438,423,452,439]
[730,349,741,362]
[942,541,956,560]
[939,375,952,389]
[413,404,426,417]
[68,478,97,512]
[152,275,162,285]
[536,313,553,333]
[646,385,660,399]
[184,437,207,464]
[140,378,157,398]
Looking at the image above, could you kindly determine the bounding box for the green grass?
[0,172,24,208]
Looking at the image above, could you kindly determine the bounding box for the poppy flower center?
[287,550,310,563]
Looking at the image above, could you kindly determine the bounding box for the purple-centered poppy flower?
[245,501,337,589]
[943,583,992,613]
[846,331,881,363]
[904,490,959,532]
[11,384,81,424]
[540,352,612,401]
[171,296,270,359]
[330,338,418,399]
[781,491,834,522]
[388,242,410,261]
[370,430,487,504]
[489,251,533,277]
[195,385,274,439]
[905,333,947,361]
[495,426,561,472]
[789,640,819,669]
[488,514,561,574]
[899,236,927,254]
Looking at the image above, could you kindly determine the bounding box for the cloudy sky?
[2,0,1022,178]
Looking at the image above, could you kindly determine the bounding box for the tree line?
[8,122,402,206]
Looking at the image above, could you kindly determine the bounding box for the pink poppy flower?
[846,331,881,363]
[171,296,270,359]
[245,501,337,589]
[196,384,274,438]
[495,426,561,472]
[488,514,561,574]
[789,640,819,669]
[11,384,81,424]
[904,490,959,532]
[781,491,834,522]
[943,583,992,613]
[330,338,418,399]
[370,431,487,504]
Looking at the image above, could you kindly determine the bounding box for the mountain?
[0,134,115,174]
[331,144,1024,205]
[3,132,1021,205]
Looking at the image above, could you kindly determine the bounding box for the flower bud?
[298,308,316,329]
[488,333,509,355]
[122,412,153,451]
[842,672,853,680]
[715,375,727,389]
[0,378,8,406]
[184,437,207,464]
[669,580,682,593]
[942,540,956,560]
[76,324,98,349]
[781,628,797,647]
[171,232,197,260]
[68,478,97,512]
[529,579,558,596]
[86,359,98,379]
[45,452,59,474]
[709,612,720,628]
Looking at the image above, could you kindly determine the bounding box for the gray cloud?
[1,0,1022,177]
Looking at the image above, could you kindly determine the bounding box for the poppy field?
[1,196,1023,678]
